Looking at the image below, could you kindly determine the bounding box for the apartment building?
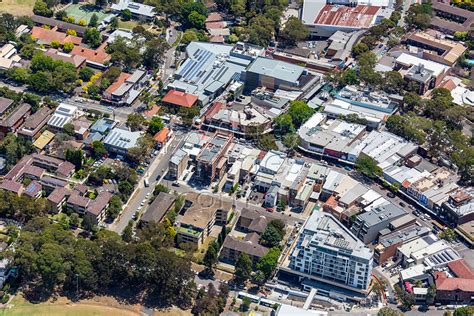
[288,211,373,292]
[176,193,232,249]
[169,149,189,180]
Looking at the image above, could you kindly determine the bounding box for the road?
[66,98,133,123]
[107,130,187,234]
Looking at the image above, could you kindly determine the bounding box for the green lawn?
[117,19,139,30]
[64,4,110,24]
[1,295,141,316]
[0,0,35,16]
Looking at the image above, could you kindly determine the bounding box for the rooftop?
[396,53,449,77]
[314,5,380,28]
[180,193,231,229]
[222,235,269,258]
[162,90,198,108]
[141,192,176,223]
[247,57,305,84]
[357,202,406,227]
[103,127,143,150]
[31,26,82,45]
[448,259,474,279]
[111,0,156,17]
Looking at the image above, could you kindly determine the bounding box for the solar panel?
[215,66,228,81]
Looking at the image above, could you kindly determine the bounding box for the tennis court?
[64,4,110,24]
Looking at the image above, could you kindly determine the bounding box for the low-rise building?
[140,192,176,225]
[403,31,467,66]
[47,103,79,132]
[434,271,474,304]
[31,26,82,46]
[111,0,156,20]
[47,187,70,213]
[196,133,233,183]
[103,127,143,156]
[102,70,145,106]
[86,191,113,225]
[0,102,31,138]
[220,233,269,266]
[44,48,87,70]
[0,43,21,70]
[351,201,407,244]
[162,90,198,109]
[169,149,189,180]
[441,188,474,225]
[286,211,373,293]
[430,0,474,35]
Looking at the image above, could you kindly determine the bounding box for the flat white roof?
[396,53,449,77]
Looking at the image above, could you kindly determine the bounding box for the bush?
[1,294,9,304]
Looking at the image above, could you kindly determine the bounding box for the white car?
[140,201,145,207]
[146,193,151,198]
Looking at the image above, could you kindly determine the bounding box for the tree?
[426,284,436,305]
[203,241,218,276]
[283,133,299,152]
[188,11,206,29]
[279,17,308,47]
[153,183,170,196]
[70,213,80,227]
[65,149,83,171]
[260,225,283,247]
[356,155,382,179]
[122,9,132,21]
[83,27,101,48]
[106,37,142,70]
[454,306,474,316]
[127,113,145,131]
[143,38,169,69]
[110,17,119,30]
[378,307,404,316]
[79,67,95,81]
[63,123,75,136]
[274,114,294,135]
[55,10,67,21]
[287,100,314,128]
[383,71,404,94]
[62,42,74,53]
[108,195,123,219]
[28,71,53,93]
[182,29,199,44]
[89,13,99,27]
[257,134,278,151]
[91,140,107,159]
[438,228,457,242]
[406,3,432,30]
[402,92,423,113]
[6,67,29,84]
[352,42,369,57]
[33,0,53,17]
[234,253,252,285]
[241,297,251,312]
[247,15,275,47]
[256,247,281,279]
[341,68,360,86]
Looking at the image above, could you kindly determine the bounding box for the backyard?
[0,0,35,16]
[63,4,110,24]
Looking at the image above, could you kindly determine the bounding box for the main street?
[107,130,187,234]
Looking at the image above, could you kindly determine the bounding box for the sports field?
[1,294,191,316]
[0,0,35,16]
[64,4,109,24]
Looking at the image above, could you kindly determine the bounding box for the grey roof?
[0,103,31,128]
[406,64,434,83]
[112,70,145,97]
[302,211,372,261]
[140,192,176,223]
[222,235,269,258]
[103,127,142,150]
[111,0,156,17]
[31,15,86,35]
[380,224,430,248]
[246,57,305,84]
[40,176,67,188]
[170,148,188,165]
[357,203,407,227]
[91,118,117,134]
[84,132,104,146]
[169,42,248,102]
[0,97,14,115]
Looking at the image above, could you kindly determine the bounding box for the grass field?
[117,19,139,30]
[64,4,109,24]
[2,294,191,316]
[0,0,35,16]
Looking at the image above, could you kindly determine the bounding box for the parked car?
[387,192,395,198]
[399,202,406,207]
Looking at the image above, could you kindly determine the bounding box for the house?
[33,130,55,151]
[44,48,87,70]
[103,127,143,156]
[18,107,53,140]
[153,127,171,148]
[162,90,198,109]
[0,180,23,195]
[140,192,176,225]
[177,193,232,249]
[71,43,110,69]
[102,69,145,106]
[111,0,156,20]
[441,188,474,225]
[0,43,21,70]
[169,149,189,180]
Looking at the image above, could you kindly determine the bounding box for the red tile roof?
[144,105,161,119]
[206,22,225,29]
[435,271,474,292]
[162,90,198,108]
[206,12,223,23]
[448,259,474,279]
[315,5,380,28]
[32,26,82,45]
[71,42,110,65]
[154,127,170,143]
[105,72,130,94]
